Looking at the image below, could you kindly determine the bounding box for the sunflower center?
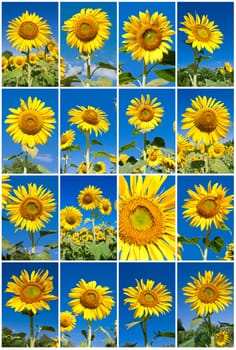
[138,290,158,307]
[214,145,222,153]
[130,206,154,231]
[61,135,69,145]
[198,284,219,303]
[66,213,78,225]
[197,196,219,218]
[194,24,211,42]
[138,106,154,122]
[195,109,218,133]
[103,203,110,211]
[18,111,43,135]
[83,193,94,204]
[80,289,101,309]
[82,110,99,125]
[19,21,39,40]
[138,25,162,51]
[20,197,43,220]
[61,316,72,327]
[75,16,99,42]
[21,283,42,303]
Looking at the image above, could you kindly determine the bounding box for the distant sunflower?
[208,143,225,158]
[183,181,233,231]
[60,311,76,332]
[146,148,163,167]
[62,8,111,54]
[182,270,233,316]
[123,279,172,318]
[177,135,190,168]
[13,55,26,68]
[94,161,106,174]
[60,130,75,150]
[181,96,231,145]
[2,56,8,70]
[60,57,66,81]
[68,105,110,137]
[122,10,175,64]
[99,198,112,215]
[6,183,56,232]
[5,269,57,315]
[77,162,93,174]
[5,97,56,148]
[78,185,102,210]
[119,176,176,261]
[224,62,233,73]
[29,53,38,64]
[68,279,115,320]
[7,10,52,52]
[179,13,223,53]
[60,206,83,231]
[215,330,230,347]
[161,156,175,173]
[2,175,12,208]
[126,94,164,131]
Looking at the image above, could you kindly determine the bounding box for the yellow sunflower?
[146,148,163,167]
[224,62,233,73]
[208,143,225,158]
[78,185,103,210]
[215,330,229,347]
[223,243,234,261]
[161,156,175,173]
[60,206,83,231]
[7,10,52,52]
[5,269,57,315]
[126,94,164,132]
[119,154,129,165]
[60,311,76,332]
[60,57,66,81]
[78,162,93,174]
[29,53,38,64]
[119,175,176,261]
[177,135,190,168]
[183,181,233,231]
[179,13,223,53]
[93,161,106,174]
[50,337,59,348]
[46,40,58,58]
[123,279,172,318]
[68,105,110,137]
[68,279,115,320]
[2,56,8,71]
[6,183,56,233]
[182,270,233,316]
[5,96,56,148]
[181,96,231,145]
[2,175,12,208]
[99,198,112,215]
[62,8,111,54]
[13,55,26,68]
[122,10,175,64]
[60,129,75,150]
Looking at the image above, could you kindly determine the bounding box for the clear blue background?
[60,2,117,86]
[178,2,234,69]
[60,262,117,347]
[60,88,117,174]
[2,89,58,173]
[178,175,234,260]
[119,262,175,347]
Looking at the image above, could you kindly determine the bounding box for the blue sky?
[2,2,58,55]
[178,2,234,69]
[60,2,117,86]
[178,175,234,260]
[60,88,117,174]
[119,2,175,87]
[2,89,59,173]
[60,262,117,347]
[2,262,58,339]
[178,88,234,143]
[2,175,58,260]
[178,262,234,331]
[119,262,175,347]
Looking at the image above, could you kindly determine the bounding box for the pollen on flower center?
[139,107,154,122]
[65,214,78,225]
[18,111,42,135]
[19,21,39,40]
[80,290,101,309]
[199,284,218,303]
[195,24,211,41]
[195,109,218,132]
[197,196,218,218]
[138,290,158,307]
[139,26,162,51]
[75,17,99,41]
[21,284,42,302]
[130,206,154,231]
[20,197,43,220]
[82,110,99,125]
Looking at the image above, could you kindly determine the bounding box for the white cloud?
[35,154,53,163]
[65,62,84,77]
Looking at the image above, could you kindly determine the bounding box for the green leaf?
[31,251,52,260]
[207,236,225,253]
[69,163,78,168]
[44,242,58,249]
[198,55,211,62]
[84,218,92,225]
[92,151,114,158]
[40,326,55,332]
[205,79,228,87]
[209,159,230,173]
[160,51,175,66]
[97,62,117,71]
[179,236,201,244]
[39,230,57,238]
[4,153,22,161]
[126,320,143,329]
[191,160,205,169]
[190,317,204,330]
[218,222,232,234]
[154,68,175,82]
[81,329,88,339]
[119,141,136,153]
[150,137,165,148]
[99,242,111,259]
[62,144,80,152]
[2,237,14,250]
[91,139,103,146]
[146,78,169,86]
[155,331,175,338]
[37,165,51,174]
[119,72,136,85]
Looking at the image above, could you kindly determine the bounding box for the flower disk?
[215,330,229,347]
[6,183,56,233]
[7,10,52,52]
[5,97,56,148]
[60,130,75,149]
[182,270,233,316]
[5,269,57,315]
[122,10,175,64]
[78,185,103,210]
[60,311,76,332]
[99,198,112,215]
[60,206,83,231]
[119,176,176,261]
[68,279,115,320]
[181,96,231,145]
[179,13,223,53]
[123,279,172,319]
[182,181,233,231]
[62,8,111,54]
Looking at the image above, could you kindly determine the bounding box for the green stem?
[63,151,69,173]
[29,313,35,347]
[86,55,91,86]
[142,60,148,86]
[140,319,149,347]
[143,132,147,173]
[91,214,95,243]
[192,49,199,87]
[24,152,29,174]
[85,132,90,173]
[87,320,93,347]
[26,49,32,87]
[203,229,211,260]
[29,231,35,254]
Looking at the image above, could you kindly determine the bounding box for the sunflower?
[181,96,231,145]
[60,206,83,231]
[179,13,223,53]
[62,8,111,54]
[46,40,58,58]
[183,181,233,231]
[5,269,57,315]
[6,183,56,233]
[29,53,38,64]
[126,94,164,131]
[7,10,52,52]
[208,143,225,158]
[223,243,234,261]
[50,337,59,348]
[119,154,129,165]
[78,185,103,210]
[60,129,75,150]
[119,175,176,261]
[60,311,76,332]
[2,56,8,70]
[5,96,56,148]
[224,62,233,73]
[2,175,12,208]
[78,162,93,174]
[93,161,106,174]
[215,330,229,347]
[182,270,233,316]
[177,135,190,167]
[99,198,112,215]
[146,148,163,167]
[68,279,115,320]
[123,279,172,319]
[161,156,175,173]
[13,55,26,68]
[68,105,110,137]
[96,231,105,241]
[122,10,175,65]
[60,57,66,81]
